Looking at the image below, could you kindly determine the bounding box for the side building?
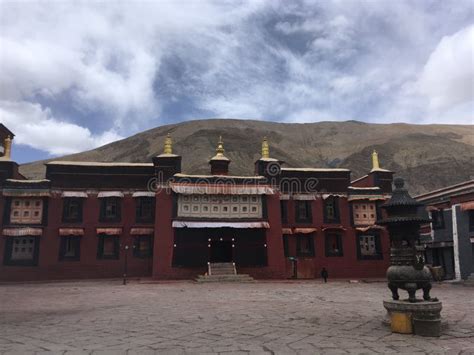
[416,180,474,280]
[0,126,394,281]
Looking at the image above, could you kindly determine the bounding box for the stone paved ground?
[0,280,473,354]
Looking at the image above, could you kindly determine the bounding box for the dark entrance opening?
[210,240,233,262]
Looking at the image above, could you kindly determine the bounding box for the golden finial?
[3,135,12,160]
[215,136,225,157]
[163,133,172,154]
[371,150,380,171]
[262,137,270,159]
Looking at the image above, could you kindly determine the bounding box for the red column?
[40,195,62,269]
[264,193,286,278]
[152,189,175,279]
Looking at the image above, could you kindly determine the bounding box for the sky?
[0,0,473,164]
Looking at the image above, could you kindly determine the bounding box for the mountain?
[19,119,474,195]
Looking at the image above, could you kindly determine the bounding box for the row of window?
[3,235,153,266]
[7,197,155,225]
[281,199,378,225]
[10,199,43,224]
[283,233,383,260]
[425,210,474,232]
[177,194,262,219]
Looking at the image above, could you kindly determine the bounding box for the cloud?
[416,25,474,117]
[0,101,122,155]
[286,109,340,123]
[0,1,472,161]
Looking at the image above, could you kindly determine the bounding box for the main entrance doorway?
[172,228,267,267]
[210,240,233,262]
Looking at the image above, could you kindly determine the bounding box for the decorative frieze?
[177,194,262,219]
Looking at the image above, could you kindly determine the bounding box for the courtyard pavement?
[0,280,473,354]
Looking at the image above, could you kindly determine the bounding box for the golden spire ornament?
[371,150,380,171]
[262,137,270,159]
[3,135,12,160]
[215,136,225,157]
[210,135,229,161]
[163,133,173,154]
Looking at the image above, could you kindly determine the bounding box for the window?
[4,236,39,266]
[280,201,288,224]
[59,236,80,260]
[324,197,340,223]
[283,234,290,257]
[325,232,343,256]
[133,235,153,258]
[357,234,382,260]
[295,201,312,223]
[97,234,119,259]
[296,235,314,257]
[177,194,261,219]
[352,202,377,225]
[431,210,445,230]
[62,198,83,223]
[100,198,121,222]
[469,211,474,232]
[135,197,154,223]
[10,198,43,224]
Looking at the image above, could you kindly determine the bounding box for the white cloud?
[0,1,273,157]
[286,109,340,123]
[416,25,474,117]
[0,0,473,161]
[0,101,122,155]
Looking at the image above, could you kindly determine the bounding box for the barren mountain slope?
[19,119,474,195]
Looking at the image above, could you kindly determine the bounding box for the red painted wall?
[0,194,153,282]
[281,196,390,279]
[152,189,178,279]
[1,191,391,282]
[240,193,286,279]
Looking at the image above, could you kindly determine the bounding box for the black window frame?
[296,234,315,257]
[431,210,445,230]
[282,234,290,257]
[97,234,120,260]
[4,197,48,226]
[62,198,83,223]
[325,232,344,257]
[99,197,122,223]
[323,197,340,224]
[295,201,312,223]
[133,235,153,258]
[468,210,474,232]
[58,235,81,261]
[280,200,288,224]
[3,236,40,266]
[135,197,155,223]
[356,232,383,260]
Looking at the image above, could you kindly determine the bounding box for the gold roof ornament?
[2,135,12,160]
[371,150,380,171]
[163,133,173,155]
[262,137,270,159]
[211,136,229,161]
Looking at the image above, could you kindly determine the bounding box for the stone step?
[210,266,235,270]
[196,274,255,283]
[197,275,254,280]
[210,270,236,276]
[210,262,234,267]
[208,262,236,275]
[211,265,234,270]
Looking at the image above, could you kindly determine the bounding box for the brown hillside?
[19,119,474,195]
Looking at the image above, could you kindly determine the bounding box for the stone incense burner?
[379,178,433,303]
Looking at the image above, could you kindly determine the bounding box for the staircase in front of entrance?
[196,262,255,283]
